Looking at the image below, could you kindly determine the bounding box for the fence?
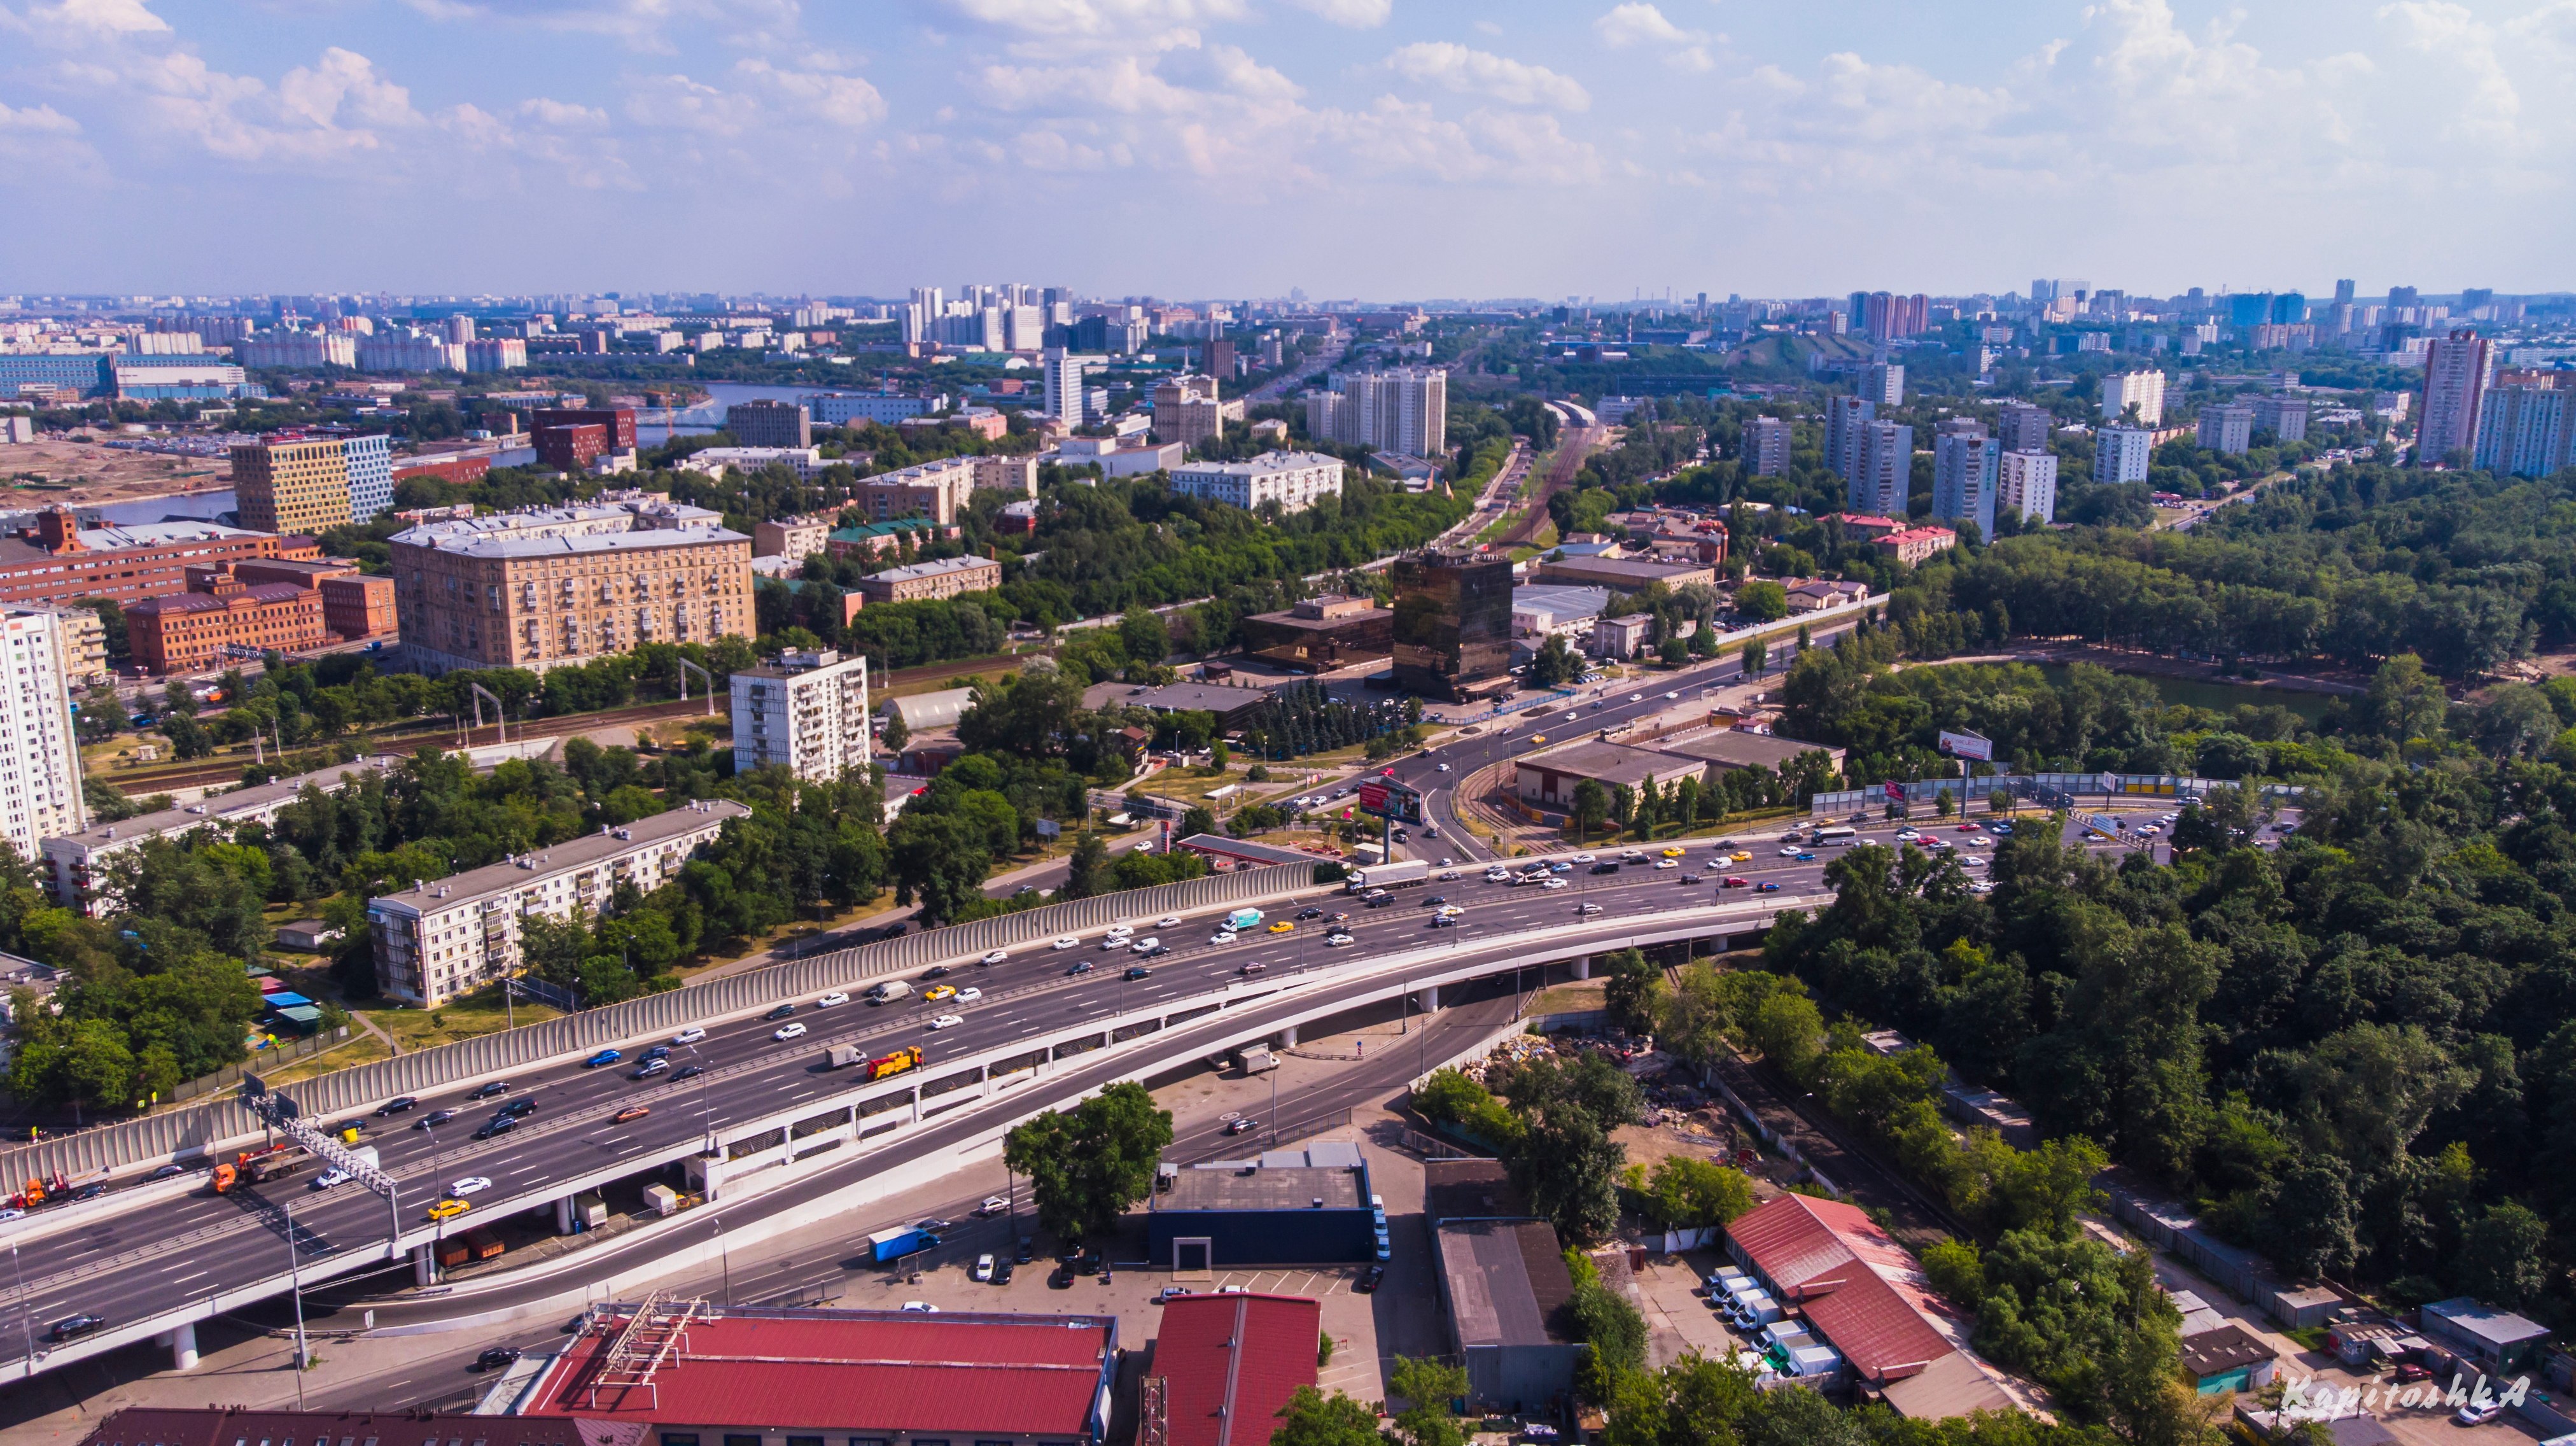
[168,1026,354,1104]
[0,860,1327,1186]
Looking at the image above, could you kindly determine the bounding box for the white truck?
[867,979,913,1004]
[1236,1046,1280,1075]
[1343,859,1431,893]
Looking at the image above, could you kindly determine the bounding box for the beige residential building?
[231,437,351,535]
[853,454,1037,524]
[1153,374,1245,452]
[368,800,750,1006]
[31,604,109,687]
[391,501,754,675]
[855,553,1002,603]
[753,512,837,561]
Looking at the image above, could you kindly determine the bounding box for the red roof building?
[1149,1293,1322,1446]
[76,1407,594,1446]
[517,1302,1119,1443]
[1833,514,1905,540]
[1872,526,1957,568]
[1723,1193,2018,1421]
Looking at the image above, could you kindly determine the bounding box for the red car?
[1956,823,1980,832]
[1721,876,1749,888]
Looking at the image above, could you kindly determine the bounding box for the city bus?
[1814,825,1861,846]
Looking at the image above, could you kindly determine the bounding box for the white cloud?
[519,96,610,127]
[732,57,886,127]
[1284,0,1389,27]
[0,99,83,134]
[2377,1,2519,142]
[24,0,169,36]
[944,0,1247,43]
[1383,41,1589,111]
[1592,2,1713,71]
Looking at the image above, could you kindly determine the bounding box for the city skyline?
[1,0,2570,297]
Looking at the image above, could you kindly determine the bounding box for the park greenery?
[1001,1080,1174,1243]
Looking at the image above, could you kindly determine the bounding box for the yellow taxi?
[1268,920,1296,933]
[1661,846,1686,859]
[425,1198,472,1223]
[1729,851,1751,862]
[924,985,958,1002]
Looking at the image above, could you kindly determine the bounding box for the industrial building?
[1147,1141,1377,1269]
[1147,1293,1321,1446]
[515,1301,1120,1445]
[1424,1159,1585,1414]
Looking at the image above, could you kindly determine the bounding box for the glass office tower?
[1390,549,1514,701]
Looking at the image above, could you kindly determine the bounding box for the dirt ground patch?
[3,432,233,507]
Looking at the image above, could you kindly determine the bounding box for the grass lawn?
[260,1032,392,1084]
[1529,979,1608,1014]
[362,989,564,1053]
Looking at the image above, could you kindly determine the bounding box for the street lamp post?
[10,1240,31,1379]
[283,1193,308,1405]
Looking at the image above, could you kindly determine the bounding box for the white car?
[1436,762,1450,772]
[1209,930,1238,946]
[1577,902,1604,915]
[1053,936,1080,950]
[1485,869,1511,881]
[1105,924,1134,939]
[1778,846,1801,857]
[1655,859,1679,869]
[973,1253,996,1281]
[955,986,983,1002]
[1664,691,1680,699]
[901,1301,941,1313]
[816,991,849,1007]
[447,1176,493,1197]
[1961,855,1987,869]
[978,1195,1010,1216]
[1629,692,1643,702]
[774,1021,808,1041]
[1156,916,1181,929]
[1326,932,1356,946]
[1894,828,1920,840]
[929,1014,964,1030]
[1541,878,1569,890]
[1131,937,1159,953]
[673,1026,707,1045]
[981,950,1009,965]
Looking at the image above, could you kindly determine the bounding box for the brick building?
[125,566,328,672]
[232,558,398,639]
[855,553,1001,603]
[529,406,638,449]
[0,511,318,612]
[534,421,608,472]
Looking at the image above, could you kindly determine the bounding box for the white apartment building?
[42,757,395,915]
[731,649,872,784]
[2100,370,2167,425]
[368,799,751,1007]
[1044,350,1105,421]
[1999,450,2059,525]
[2096,424,2156,483]
[0,608,85,866]
[678,446,829,482]
[1167,451,1347,514]
[1305,367,1446,457]
[1746,415,1793,476]
[1931,431,2001,537]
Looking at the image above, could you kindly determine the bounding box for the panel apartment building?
[1166,452,1346,514]
[43,757,394,915]
[368,799,751,1007]
[391,500,754,675]
[0,608,88,865]
[1305,368,1446,458]
[730,649,872,783]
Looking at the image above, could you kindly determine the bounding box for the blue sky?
[1,0,2570,300]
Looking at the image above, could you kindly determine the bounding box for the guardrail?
[0,860,1326,1186]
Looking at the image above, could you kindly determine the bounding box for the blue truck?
[868,1225,939,1262]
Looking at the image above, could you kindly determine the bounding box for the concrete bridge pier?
[159,1321,198,1370]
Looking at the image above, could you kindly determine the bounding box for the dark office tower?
[2334,279,2356,304]
[1390,549,1515,702]
[2390,286,2421,308]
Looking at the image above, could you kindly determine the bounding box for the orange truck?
[867,1046,923,1082]
[211,1145,305,1193]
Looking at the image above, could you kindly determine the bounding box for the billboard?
[1883,781,1905,801]
[1357,771,1425,824]
[1937,730,1995,762]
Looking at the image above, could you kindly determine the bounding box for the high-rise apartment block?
[726,398,813,449]
[2196,404,2254,456]
[2250,397,2309,442]
[1746,415,1793,476]
[1152,374,1245,452]
[391,501,753,675]
[0,608,85,863]
[368,799,750,1007]
[2099,370,2166,425]
[231,432,394,533]
[1864,362,1904,406]
[1390,549,1514,702]
[2416,328,2491,466]
[1305,369,1445,458]
[1998,450,2059,526]
[1823,396,1875,477]
[2096,424,2155,483]
[1996,402,2053,454]
[1846,421,1914,517]
[1931,426,2001,537]
[731,649,871,783]
[1044,350,1103,422]
[2474,386,2575,478]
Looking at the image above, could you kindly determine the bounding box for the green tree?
[2454,1201,2549,1309]
[1747,990,1824,1084]
[1737,580,1788,621]
[1602,948,1662,1034]
[1002,1080,1174,1242]
[1270,1387,1382,1446]
[1387,1357,1469,1446]
[1060,831,1112,900]
[1180,806,1217,839]
[880,708,911,753]
[1642,1156,1755,1230]
[887,811,993,925]
[1571,778,1609,846]
[1989,787,2013,815]
[1741,639,1768,677]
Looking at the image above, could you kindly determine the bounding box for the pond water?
[641,381,863,444]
